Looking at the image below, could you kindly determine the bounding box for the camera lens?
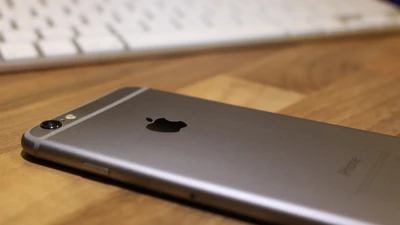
[40,120,62,130]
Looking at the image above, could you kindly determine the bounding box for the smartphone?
[22,87,400,225]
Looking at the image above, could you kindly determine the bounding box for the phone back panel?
[24,87,400,225]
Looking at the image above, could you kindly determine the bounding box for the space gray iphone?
[22,87,400,225]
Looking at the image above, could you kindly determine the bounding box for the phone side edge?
[28,137,317,225]
[21,128,39,156]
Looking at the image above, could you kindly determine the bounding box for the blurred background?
[0,0,400,72]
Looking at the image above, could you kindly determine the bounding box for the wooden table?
[1,34,400,225]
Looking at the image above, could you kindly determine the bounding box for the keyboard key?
[2,30,38,43]
[76,35,125,54]
[40,28,75,39]
[14,18,49,30]
[284,22,323,36]
[179,16,208,31]
[38,40,78,58]
[50,15,84,27]
[147,18,177,33]
[122,26,284,52]
[75,26,112,36]
[113,22,147,35]
[0,43,38,61]
[0,20,15,32]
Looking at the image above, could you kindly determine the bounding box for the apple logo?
[146,117,187,133]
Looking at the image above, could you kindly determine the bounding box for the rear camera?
[40,120,62,130]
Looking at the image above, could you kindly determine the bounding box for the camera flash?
[65,114,77,120]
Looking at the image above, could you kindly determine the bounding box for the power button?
[82,161,109,176]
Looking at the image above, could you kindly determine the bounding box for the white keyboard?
[1,0,400,73]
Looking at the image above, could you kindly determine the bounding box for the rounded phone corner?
[21,129,39,156]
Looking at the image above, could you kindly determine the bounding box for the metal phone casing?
[22,87,400,225]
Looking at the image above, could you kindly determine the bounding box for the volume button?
[82,161,110,176]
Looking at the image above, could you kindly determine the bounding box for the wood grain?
[1,34,400,225]
[178,75,305,113]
